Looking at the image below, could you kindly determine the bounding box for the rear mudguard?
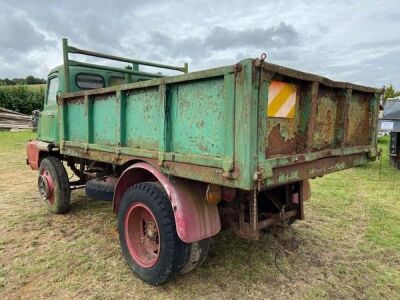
[113,162,221,243]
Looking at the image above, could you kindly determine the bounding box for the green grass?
[0,131,399,299]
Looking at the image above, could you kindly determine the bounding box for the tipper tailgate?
[258,62,382,186]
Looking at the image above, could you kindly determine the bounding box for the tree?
[25,76,46,85]
[0,76,46,86]
[384,84,400,100]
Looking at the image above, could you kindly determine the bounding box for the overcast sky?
[0,0,399,89]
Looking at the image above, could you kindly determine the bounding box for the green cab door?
[37,74,59,143]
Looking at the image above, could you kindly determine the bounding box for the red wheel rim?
[38,168,55,204]
[124,203,160,268]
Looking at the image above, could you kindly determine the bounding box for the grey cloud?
[0,7,51,59]
[145,22,299,62]
[353,38,400,50]
[337,50,400,88]
[147,32,209,60]
[205,22,299,50]
[316,23,329,35]
[9,0,153,54]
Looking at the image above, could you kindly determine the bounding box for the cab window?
[47,77,59,105]
[76,73,104,89]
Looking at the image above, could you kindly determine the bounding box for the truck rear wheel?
[38,156,71,214]
[117,182,188,285]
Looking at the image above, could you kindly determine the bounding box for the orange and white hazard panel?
[267,81,297,118]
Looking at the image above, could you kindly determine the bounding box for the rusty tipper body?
[26,39,381,285]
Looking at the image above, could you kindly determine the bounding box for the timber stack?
[0,107,32,130]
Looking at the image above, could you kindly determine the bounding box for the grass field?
[0,131,399,299]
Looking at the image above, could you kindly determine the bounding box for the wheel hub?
[124,203,161,268]
[145,221,158,240]
[38,175,50,199]
[38,169,55,203]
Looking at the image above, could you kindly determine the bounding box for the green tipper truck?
[26,39,381,285]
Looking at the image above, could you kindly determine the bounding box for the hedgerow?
[0,85,44,115]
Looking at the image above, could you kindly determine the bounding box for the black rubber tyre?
[85,178,115,201]
[117,182,188,286]
[179,238,210,274]
[38,156,70,214]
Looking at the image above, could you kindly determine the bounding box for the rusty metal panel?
[65,100,86,143]
[265,118,297,156]
[263,75,379,155]
[125,87,161,150]
[169,77,225,157]
[344,91,372,146]
[259,61,381,189]
[311,86,337,149]
[265,153,367,186]
[91,93,118,146]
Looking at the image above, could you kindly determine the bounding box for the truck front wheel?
[117,182,188,285]
[38,156,71,214]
